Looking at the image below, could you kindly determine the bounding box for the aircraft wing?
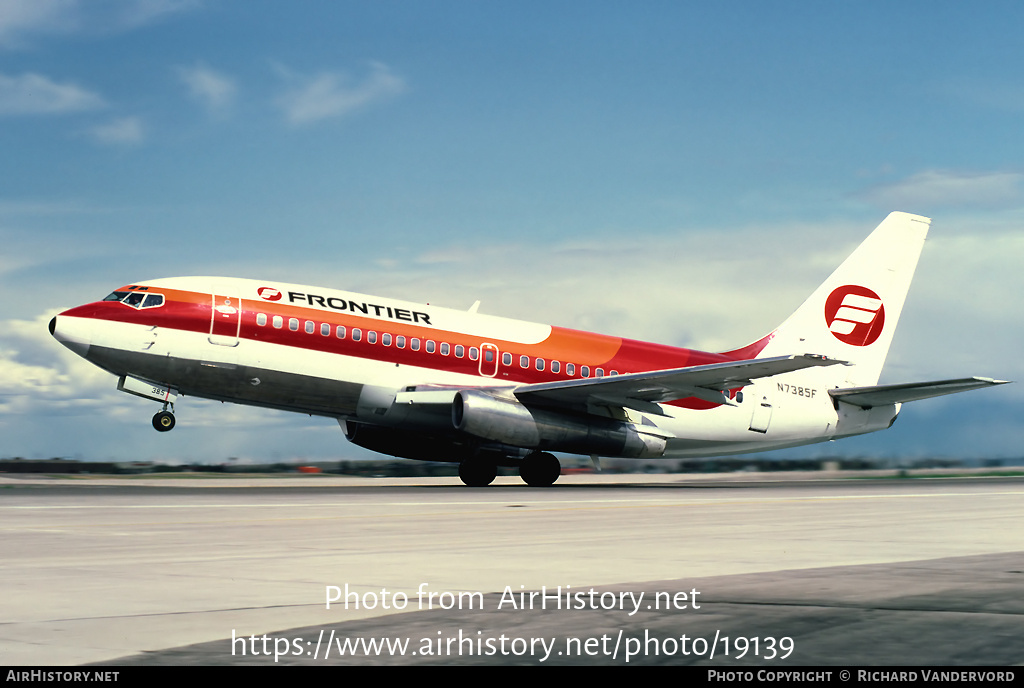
[829,377,1010,408]
[514,354,846,416]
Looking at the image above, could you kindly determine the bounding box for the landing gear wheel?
[152,411,176,432]
[459,459,497,487]
[520,451,561,487]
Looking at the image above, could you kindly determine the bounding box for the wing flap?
[829,377,1010,408]
[515,354,846,411]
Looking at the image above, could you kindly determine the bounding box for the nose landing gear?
[152,403,175,432]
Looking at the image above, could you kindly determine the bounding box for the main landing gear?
[152,404,175,432]
[457,451,562,487]
[519,451,561,487]
[458,458,497,487]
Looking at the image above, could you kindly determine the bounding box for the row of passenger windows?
[256,313,480,359]
[254,312,619,378]
[503,352,613,377]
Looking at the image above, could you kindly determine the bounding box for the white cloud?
[0,0,199,48]
[177,63,236,113]
[0,0,75,47]
[0,311,115,416]
[0,71,105,115]
[894,225,1024,382]
[859,170,1024,211]
[276,62,405,126]
[89,116,144,145]
[0,310,341,461]
[114,0,201,30]
[304,216,1023,391]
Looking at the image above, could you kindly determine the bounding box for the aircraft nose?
[50,314,91,358]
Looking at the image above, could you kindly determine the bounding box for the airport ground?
[1,470,1022,666]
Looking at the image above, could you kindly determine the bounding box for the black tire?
[519,452,561,487]
[459,459,497,487]
[152,411,176,432]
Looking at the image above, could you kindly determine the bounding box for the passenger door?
[209,293,241,346]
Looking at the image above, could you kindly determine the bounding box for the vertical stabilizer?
[755,212,930,387]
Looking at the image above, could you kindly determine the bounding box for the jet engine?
[342,420,479,462]
[452,389,667,458]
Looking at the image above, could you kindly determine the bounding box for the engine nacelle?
[342,420,477,463]
[355,385,458,431]
[453,390,667,458]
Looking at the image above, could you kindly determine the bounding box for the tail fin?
[754,212,930,387]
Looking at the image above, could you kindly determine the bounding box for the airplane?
[49,212,1008,486]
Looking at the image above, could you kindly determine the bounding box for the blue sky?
[1,1,1021,463]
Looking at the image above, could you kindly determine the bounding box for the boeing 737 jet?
[50,212,1007,485]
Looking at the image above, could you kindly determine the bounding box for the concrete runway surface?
[1,472,1022,665]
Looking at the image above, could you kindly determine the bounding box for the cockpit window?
[103,290,165,309]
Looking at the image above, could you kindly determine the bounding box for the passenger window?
[566,362,575,376]
[520,355,529,368]
[305,321,315,334]
[455,345,464,358]
[502,352,512,366]
[273,316,283,329]
[256,313,267,326]
[367,331,377,344]
[596,368,604,377]
[396,336,406,349]
[581,366,590,378]
[440,342,450,355]
[470,347,479,361]
[289,318,299,331]
[536,358,545,371]
[382,333,392,346]
[336,325,346,339]
[551,361,560,373]
[321,323,330,336]
[352,328,362,341]
[426,340,436,353]
[411,338,420,351]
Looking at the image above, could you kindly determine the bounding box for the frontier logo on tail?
[825,285,884,346]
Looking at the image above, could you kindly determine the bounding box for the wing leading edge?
[514,354,846,416]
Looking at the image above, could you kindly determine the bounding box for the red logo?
[258,287,282,301]
[825,285,884,346]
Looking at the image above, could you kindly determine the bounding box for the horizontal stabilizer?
[829,377,1010,408]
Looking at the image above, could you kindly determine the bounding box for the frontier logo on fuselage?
[825,285,884,346]
[257,285,433,325]
[257,287,282,301]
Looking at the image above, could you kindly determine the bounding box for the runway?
[2,472,1022,665]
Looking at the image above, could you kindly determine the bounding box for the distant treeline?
[0,456,995,476]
